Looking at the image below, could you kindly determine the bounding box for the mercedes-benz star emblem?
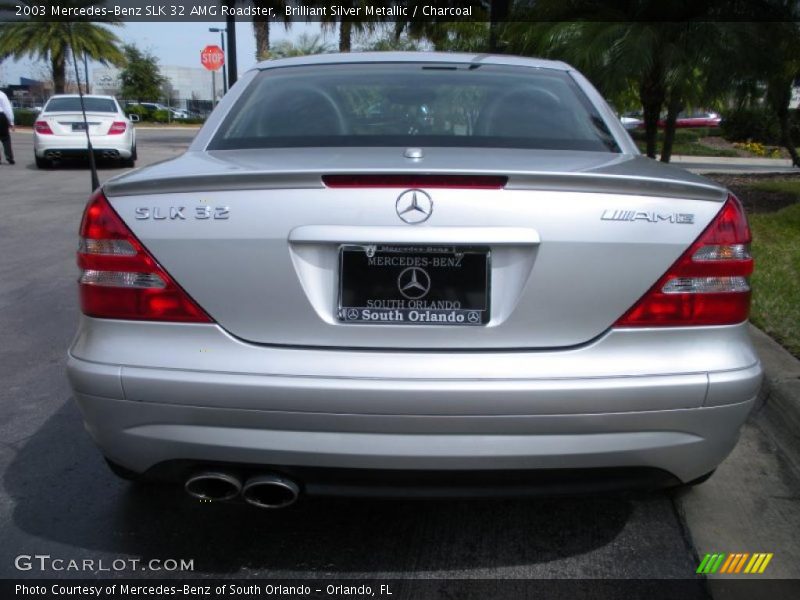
[396,189,433,224]
[397,267,432,300]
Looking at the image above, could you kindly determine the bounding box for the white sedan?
[34,94,137,168]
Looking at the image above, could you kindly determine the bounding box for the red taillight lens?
[77,190,212,323]
[614,194,753,327]
[322,174,508,189]
[108,121,127,135]
[35,120,53,134]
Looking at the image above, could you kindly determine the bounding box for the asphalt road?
[0,128,794,594]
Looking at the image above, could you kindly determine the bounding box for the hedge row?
[12,108,204,127]
[628,128,717,143]
[13,109,39,127]
[721,107,800,145]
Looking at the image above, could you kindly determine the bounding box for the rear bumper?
[34,134,132,157]
[72,388,755,484]
[67,319,763,485]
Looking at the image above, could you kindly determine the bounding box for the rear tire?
[105,457,143,482]
[677,469,716,489]
[121,145,136,168]
[35,155,51,169]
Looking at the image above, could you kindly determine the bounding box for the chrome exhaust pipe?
[184,471,242,502]
[242,474,300,509]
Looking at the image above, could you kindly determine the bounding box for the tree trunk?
[768,79,800,168]
[52,55,66,94]
[339,20,352,52]
[489,0,510,53]
[660,97,681,163]
[777,107,800,168]
[638,67,666,159]
[253,17,270,60]
[640,96,662,159]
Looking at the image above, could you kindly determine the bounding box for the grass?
[749,180,800,196]
[748,202,800,357]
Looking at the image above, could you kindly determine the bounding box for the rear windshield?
[45,97,117,113]
[208,63,620,152]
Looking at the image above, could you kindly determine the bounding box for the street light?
[208,27,227,95]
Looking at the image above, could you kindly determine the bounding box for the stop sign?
[201,45,225,71]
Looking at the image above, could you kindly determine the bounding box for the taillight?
[108,121,127,135]
[322,174,508,188]
[77,190,212,323]
[35,120,53,134]
[614,194,753,327]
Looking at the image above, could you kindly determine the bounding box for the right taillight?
[614,194,753,327]
[77,190,212,323]
[35,120,53,134]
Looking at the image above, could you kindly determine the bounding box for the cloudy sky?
[0,21,329,86]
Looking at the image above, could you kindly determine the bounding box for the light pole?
[208,27,227,94]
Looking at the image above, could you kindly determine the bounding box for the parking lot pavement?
[0,129,798,592]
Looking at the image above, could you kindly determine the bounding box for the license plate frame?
[337,244,491,326]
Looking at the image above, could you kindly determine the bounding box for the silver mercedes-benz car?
[67,53,761,508]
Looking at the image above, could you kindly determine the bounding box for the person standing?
[0,89,15,165]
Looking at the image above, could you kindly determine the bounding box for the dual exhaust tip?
[44,150,119,159]
[185,471,300,509]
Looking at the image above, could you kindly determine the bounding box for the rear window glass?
[208,63,620,152]
[45,97,118,113]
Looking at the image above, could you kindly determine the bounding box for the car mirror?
[128,114,140,122]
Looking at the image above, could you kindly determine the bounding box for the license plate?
[71,122,87,131]
[338,245,490,326]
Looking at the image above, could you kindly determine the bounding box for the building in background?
[93,64,221,112]
[1,77,63,109]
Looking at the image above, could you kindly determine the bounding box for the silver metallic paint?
[68,53,762,486]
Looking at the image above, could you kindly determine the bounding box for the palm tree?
[269,33,332,59]
[733,20,800,167]
[0,1,124,94]
[251,0,290,60]
[509,2,735,161]
[319,1,376,52]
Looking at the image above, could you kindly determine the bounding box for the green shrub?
[629,127,713,142]
[721,107,800,145]
[721,107,781,143]
[125,104,148,120]
[152,109,170,123]
[13,109,39,127]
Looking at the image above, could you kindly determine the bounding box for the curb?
[672,155,794,167]
[749,325,800,474]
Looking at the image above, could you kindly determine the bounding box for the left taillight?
[108,121,127,135]
[35,120,53,134]
[77,190,212,323]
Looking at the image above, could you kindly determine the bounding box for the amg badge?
[601,210,694,224]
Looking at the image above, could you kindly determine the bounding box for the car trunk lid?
[104,148,727,350]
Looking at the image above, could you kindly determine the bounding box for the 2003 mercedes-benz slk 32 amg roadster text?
[66,53,762,508]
